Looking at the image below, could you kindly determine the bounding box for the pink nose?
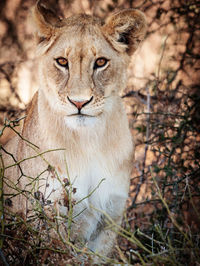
[67,96,93,110]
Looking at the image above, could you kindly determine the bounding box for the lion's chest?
[21,143,128,242]
[35,153,123,218]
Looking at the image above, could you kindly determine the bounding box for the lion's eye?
[94,58,108,69]
[56,57,68,67]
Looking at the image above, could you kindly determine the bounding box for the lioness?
[2,0,146,261]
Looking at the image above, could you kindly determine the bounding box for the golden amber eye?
[56,57,68,67]
[94,57,108,69]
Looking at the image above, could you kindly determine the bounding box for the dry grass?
[0,0,200,265]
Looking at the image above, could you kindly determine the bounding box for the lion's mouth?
[68,113,95,118]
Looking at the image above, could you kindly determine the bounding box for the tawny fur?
[3,1,146,261]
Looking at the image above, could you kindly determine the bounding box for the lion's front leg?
[87,209,124,261]
[83,189,128,262]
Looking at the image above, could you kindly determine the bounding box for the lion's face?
[33,5,146,129]
[38,19,127,128]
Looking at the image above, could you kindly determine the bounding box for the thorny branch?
[128,88,151,210]
[0,0,199,264]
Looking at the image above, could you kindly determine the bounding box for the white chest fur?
[35,148,129,244]
[42,150,128,215]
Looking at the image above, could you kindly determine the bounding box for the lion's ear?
[32,0,64,43]
[102,9,147,55]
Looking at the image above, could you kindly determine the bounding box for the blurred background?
[0,0,200,264]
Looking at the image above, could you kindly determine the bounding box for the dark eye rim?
[94,57,109,69]
[55,57,68,68]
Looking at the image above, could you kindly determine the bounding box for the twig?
[129,88,151,210]
[157,35,169,80]
[3,117,39,149]
[1,146,24,181]
[151,168,193,245]
[76,178,105,206]
[0,248,9,266]
[0,154,5,249]
[5,148,65,170]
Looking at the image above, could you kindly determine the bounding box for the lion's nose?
[67,96,93,111]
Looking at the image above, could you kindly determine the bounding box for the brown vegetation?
[0,0,200,265]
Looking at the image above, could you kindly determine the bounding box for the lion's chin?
[64,115,98,130]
